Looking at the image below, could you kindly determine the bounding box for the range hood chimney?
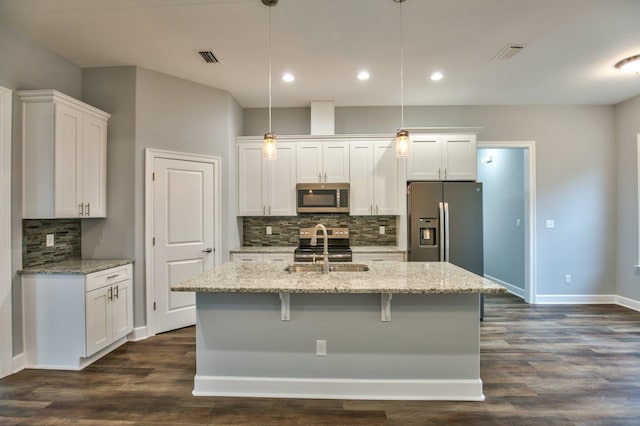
[310,101,335,135]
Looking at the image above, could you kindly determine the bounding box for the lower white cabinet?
[352,252,406,262]
[23,264,133,370]
[231,252,293,263]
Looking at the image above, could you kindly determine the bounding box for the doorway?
[477,142,536,303]
[145,149,221,336]
[1,86,12,378]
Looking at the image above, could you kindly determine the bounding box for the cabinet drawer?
[262,253,293,262]
[352,252,405,263]
[86,264,132,292]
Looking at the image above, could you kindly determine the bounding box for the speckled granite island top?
[19,259,133,275]
[171,261,506,294]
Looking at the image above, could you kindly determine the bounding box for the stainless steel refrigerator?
[407,181,485,318]
[407,181,483,275]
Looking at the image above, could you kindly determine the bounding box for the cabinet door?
[82,114,108,217]
[111,279,133,341]
[406,135,442,181]
[323,142,350,182]
[267,142,297,216]
[238,143,266,216]
[442,135,477,181]
[85,285,111,356]
[54,103,83,217]
[296,142,323,183]
[373,141,399,215]
[349,142,374,215]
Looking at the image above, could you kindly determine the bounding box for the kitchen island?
[172,261,506,401]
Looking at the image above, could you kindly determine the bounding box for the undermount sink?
[285,263,370,273]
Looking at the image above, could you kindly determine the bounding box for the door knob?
[202,248,213,253]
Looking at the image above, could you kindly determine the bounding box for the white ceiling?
[1,0,640,108]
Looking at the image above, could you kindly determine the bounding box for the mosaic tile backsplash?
[242,214,397,246]
[23,219,81,268]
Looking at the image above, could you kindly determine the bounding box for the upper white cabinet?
[19,90,110,218]
[238,141,297,216]
[296,140,349,183]
[349,140,399,215]
[407,133,477,181]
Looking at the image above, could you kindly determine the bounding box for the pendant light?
[394,0,410,158]
[263,0,278,160]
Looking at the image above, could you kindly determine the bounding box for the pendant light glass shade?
[263,132,277,160]
[396,129,410,157]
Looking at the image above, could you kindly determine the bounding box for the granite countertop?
[19,259,134,275]
[230,246,406,253]
[171,261,506,294]
[230,246,296,253]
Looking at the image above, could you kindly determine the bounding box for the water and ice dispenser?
[418,218,438,247]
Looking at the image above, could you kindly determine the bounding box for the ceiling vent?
[196,50,219,64]
[493,44,527,60]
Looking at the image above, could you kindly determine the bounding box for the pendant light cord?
[400,0,404,129]
[268,5,273,133]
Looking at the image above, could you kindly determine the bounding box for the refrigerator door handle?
[439,202,445,261]
[444,202,450,262]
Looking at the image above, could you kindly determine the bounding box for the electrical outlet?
[379,225,385,235]
[565,274,572,284]
[266,226,272,235]
[545,219,555,229]
[46,234,54,247]
[516,218,521,228]
[316,340,326,356]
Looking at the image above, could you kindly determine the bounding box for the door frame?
[144,149,221,337]
[477,141,537,304]
[0,86,12,378]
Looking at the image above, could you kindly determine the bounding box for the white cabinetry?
[349,140,398,215]
[22,264,133,370]
[238,141,296,216]
[407,133,477,181]
[297,140,349,183]
[352,252,405,262]
[230,252,293,262]
[19,90,110,218]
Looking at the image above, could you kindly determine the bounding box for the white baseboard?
[12,352,26,374]
[534,294,617,304]
[616,295,640,312]
[127,326,148,342]
[484,274,525,299]
[193,375,485,401]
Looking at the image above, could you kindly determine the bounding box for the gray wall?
[615,94,640,302]
[477,148,525,290]
[246,105,617,297]
[83,66,242,328]
[0,22,83,355]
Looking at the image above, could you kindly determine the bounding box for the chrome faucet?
[310,223,329,273]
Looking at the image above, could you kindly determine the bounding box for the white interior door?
[153,157,215,334]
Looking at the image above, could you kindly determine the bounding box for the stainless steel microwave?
[296,183,349,213]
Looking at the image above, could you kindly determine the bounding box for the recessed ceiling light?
[282,72,295,82]
[615,55,640,74]
[430,71,444,81]
[357,70,370,80]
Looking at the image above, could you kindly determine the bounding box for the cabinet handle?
[324,172,327,182]
[376,205,379,214]
[370,205,373,214]
[263,206,266,215]
[114,285,119,300]
[78,203,84,216]
[202,248,213,253]
[107,287,113,301]
[318,173,322,182]
[268,205,271,215]
[107,274,119,279]
[444,169,448,180]
[438,168,441,180]
[85,203,90,216]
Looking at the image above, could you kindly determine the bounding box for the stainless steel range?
[294,227,352,263]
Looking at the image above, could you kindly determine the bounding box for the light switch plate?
[46,234,54,247]
[545,219,555,229]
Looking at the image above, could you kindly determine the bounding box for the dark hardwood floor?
[2,293,640,425]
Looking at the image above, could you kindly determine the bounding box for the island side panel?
[194,292,482,400]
